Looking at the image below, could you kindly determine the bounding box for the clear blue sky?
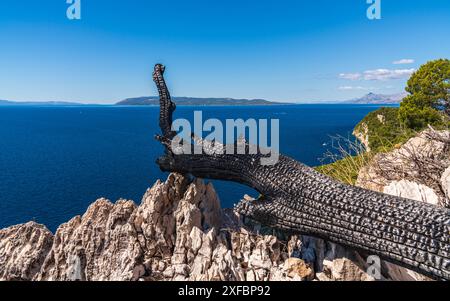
[1,0,449,103]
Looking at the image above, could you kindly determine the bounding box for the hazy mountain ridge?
[0,100,84,106]
[116,96,287,106]
[342,92,408,104]
[1,92,408,106]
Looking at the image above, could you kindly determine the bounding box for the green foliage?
[400,59,450,127]
[398,105,445,129]
[320,106,448,184]
[354,107,415,153]
[317,109,413,185]
[317,59,450,184]
[404,59,450,109]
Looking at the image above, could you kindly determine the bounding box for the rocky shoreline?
[1,130,448,281]
[1,173,381,281]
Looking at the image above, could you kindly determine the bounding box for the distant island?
[0,92,408,107]
[341,92,408,105]
[0,100,84,106]
[116,96,287,106]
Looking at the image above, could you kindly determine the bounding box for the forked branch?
[153,64,450,280]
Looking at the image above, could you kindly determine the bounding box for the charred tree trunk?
[152,64,450,280]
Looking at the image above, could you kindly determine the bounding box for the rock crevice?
[0,173,376,281]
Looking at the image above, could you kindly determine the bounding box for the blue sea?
[0,105,389,232]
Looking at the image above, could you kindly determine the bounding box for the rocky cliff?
[1,173,378,281]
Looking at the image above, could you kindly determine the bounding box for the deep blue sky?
[1,0,449,103]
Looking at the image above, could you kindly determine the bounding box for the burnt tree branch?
[152,64,450,280]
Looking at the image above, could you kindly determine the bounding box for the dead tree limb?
[152,64,450,280]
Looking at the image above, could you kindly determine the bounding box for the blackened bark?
[153,64,450,280]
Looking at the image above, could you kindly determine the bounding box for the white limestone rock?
[384,180,440,206]
[0,222,53,281]
[441,166,450,201]
[0,173,386,282]
[357,129,450,195]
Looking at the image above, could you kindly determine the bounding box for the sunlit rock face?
[0,173,378,281]
[384,180,440,206]
[442,167,450,201]
[357,129,450,206]
[0,222,53,281]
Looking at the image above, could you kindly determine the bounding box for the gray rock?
[384,180,440,206]
[357,129,450,198]
[37,198,141,281]
[442,166,450,201]
[353,122,371,152]
[0,173,377,281]
[0,222,53,281]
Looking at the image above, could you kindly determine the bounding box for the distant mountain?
[0,93,409,106]
[343,92,408,104]
[116,96,286,106]
[0,100,84,106]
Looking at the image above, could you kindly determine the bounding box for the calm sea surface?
[0,105,391,231]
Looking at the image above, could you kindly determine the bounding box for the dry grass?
[316,135,375,185]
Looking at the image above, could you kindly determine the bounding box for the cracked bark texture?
[152,64,450,281]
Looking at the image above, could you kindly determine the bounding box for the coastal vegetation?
[400,58,450,128]
[318,59,450,185]
[316,137,374,185]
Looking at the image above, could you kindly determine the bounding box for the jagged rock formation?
[36,198,141,281]
[0,174,378,281]
[0,222,53,281]
[152,64,450,280]
[353,122,371,152]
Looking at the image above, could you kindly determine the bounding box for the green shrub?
[318,107,448,184]
[318,59,450,184]
[398,105,445,130]
[354,107,415,153]
[402,58,450,117]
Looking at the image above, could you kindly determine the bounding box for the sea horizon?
[0,104,389,232]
